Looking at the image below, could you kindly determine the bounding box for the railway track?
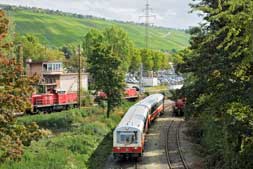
[105,100,183,169]
[165,120,189,169]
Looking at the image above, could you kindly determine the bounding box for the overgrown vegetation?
[179,0,253,168]
[0,102,133,169]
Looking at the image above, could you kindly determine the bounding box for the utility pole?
[78,44,82,109]
[139,0,156,92]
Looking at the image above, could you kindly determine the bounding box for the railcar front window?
[117,131,138,144]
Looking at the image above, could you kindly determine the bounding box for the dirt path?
[104,100,203,169]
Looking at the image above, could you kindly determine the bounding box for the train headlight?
[134,147,137,150]
[117,147,120,150]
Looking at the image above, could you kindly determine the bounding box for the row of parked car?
[125,70,184,86]
[158,75,184,85]
[125,75,139,84]
[156,69,184,85]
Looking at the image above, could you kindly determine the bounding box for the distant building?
[142,77,158,87]
[26,60,88,92]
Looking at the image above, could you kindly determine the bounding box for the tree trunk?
[107,100,111,118]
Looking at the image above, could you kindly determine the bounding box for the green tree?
[179,0,253,168]
[161,52,170,70]
[103,27,134,71]
[84,27,128,118]
[61,45,74,59]
[83,29,104,57]
[152,50,165,71]
[15,34,65,62]
[63,46,86,73]
[87,43,125,118]
[140,48,153,71]
[45,47,65,61]
[0,10,43,162]
[129,48,141,72]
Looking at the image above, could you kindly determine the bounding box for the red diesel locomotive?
[28,90,78,113]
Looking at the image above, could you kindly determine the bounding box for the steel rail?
[165,120,190,169]
[165,120,174,169]
[176,121,190,169]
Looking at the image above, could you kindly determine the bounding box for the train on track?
[26,87,139,114]
[113,94,165,159]
[27,90,78,114]
[96,88,139,101]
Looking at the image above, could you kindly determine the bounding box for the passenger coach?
[113,94,164,159]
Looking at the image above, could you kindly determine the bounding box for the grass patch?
[145,85,168,92]
[0,102,134,169]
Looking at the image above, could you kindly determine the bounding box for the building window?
[43,63,62,72]
[53,64,56,71]
[45,77,56,84]
[43,64,47,72]
[55,64,61,71]
[48,64,52,71]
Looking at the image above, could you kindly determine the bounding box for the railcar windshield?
[117,131,138,145]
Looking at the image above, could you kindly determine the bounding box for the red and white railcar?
[138,94,165,123]
[113,94,164,159]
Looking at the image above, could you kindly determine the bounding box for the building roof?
[26,60,63,64]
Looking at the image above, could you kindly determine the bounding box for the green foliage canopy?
[84,27,127,117]
[179,0,253,168]
[15,34,65,62]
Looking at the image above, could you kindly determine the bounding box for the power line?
[139,0,156,49]
[139,0,156,92]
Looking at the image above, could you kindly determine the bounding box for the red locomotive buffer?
[29,91,78,113]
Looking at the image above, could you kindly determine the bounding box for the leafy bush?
[81,95,94,107]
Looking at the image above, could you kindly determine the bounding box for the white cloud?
[0,0,203,29]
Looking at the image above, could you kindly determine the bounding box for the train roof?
[115,94,164,132]
[137,94,164,109]
[115,104,149,132]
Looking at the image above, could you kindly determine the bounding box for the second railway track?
[165,120,190,169]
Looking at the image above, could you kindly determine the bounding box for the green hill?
[7,9,190,51]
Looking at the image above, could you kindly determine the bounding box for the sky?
[0,0,203,29]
